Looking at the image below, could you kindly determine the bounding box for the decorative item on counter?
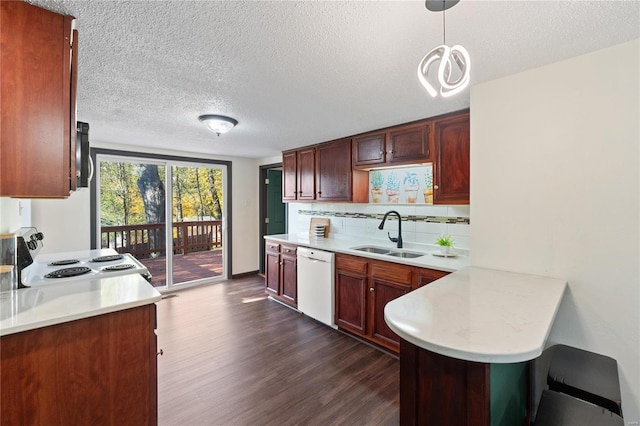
[309,217,330,237]
[404,172,420,203]
[370,171,384,203]
[386,171,401,203]
[313,225,326,238]
[435,234,454,256]
[424,167,433,204]
[0,233,17,292]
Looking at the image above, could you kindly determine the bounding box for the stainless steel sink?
[386,251,425,259]
[352,246,391,254]
[351,246,426,259]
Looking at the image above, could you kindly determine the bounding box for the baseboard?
[232,270,260,279]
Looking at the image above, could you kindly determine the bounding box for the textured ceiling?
[29,0,640,159]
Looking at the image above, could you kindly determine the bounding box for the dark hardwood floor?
[156,275,399,425]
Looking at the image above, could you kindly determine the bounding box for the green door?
[266,169,286,235]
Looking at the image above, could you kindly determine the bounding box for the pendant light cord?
[442,0,446,45]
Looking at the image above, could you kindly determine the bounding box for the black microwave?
[76,121,91,188]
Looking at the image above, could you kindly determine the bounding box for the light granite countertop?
[0,274,162,336]
[264,234,469,272]
[384,266,567,363]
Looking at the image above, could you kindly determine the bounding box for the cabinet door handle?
[279,261,283,265]
[379,151,384,156]
[369,287,374,292]
[157,349,164,356]
[434,185,439,190]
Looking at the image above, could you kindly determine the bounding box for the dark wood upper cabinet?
[297,147,316,201]
[353,122,432,169]
[283,139,368,203]
[283,110,469,204]
[282,150,298,201]
[387,122,431,165]
[433,112,470,204]
[352,132,386,167]
[316,138,353,202]
[0,1,77,197]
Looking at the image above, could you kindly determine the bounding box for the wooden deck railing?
[101,220,222,259]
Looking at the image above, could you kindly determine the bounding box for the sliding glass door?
[96,154,227,290]
[170,164,225,286]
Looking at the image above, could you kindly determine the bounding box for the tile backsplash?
[287,203,470,250]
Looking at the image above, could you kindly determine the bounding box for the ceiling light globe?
[198,114,238,136]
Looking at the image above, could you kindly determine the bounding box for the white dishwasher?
[297,247,336,328]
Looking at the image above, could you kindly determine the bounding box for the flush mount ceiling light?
[198,114,238,136]
[417,0,470,98]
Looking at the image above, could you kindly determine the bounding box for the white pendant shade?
[417,44,470,98]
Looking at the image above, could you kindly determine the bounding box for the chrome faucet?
[378,210,403,248]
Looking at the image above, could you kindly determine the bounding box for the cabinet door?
[0,2,75,197]
[369,277,412,352]
[352,132,386,167]
[316,139,352,201]
[387,122,431,165]
[265,251,280,296]
[297,147,316,201]
[433,113,470,204]
[281,254,297,306]
[0,305,157,425]
[335,270,367,336]
[282,151,298,201]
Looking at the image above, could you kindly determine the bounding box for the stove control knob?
[34,232,44,241]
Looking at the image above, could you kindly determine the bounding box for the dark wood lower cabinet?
[0,305,158,426]
[370,277,411,351]
[264,240,298,307]
[335,269,367,334]
[265,250,280,295]
[400,339,529,426]
[335,254,450,354]
[281,253,297,304]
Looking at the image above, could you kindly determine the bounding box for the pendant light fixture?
[198,114,238,136]
[417,0,470,98]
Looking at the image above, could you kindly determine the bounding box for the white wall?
[28,142,260,275]
[31,190,91,254]
[471,39,639,422]
[0,198,25,233]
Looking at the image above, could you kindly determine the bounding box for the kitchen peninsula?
[0,275,162,425]
[385,267,567,425]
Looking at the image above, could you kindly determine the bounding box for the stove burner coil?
[48,259,80,266]
[103,264,135,271]
[45,266,92,279]
[90,254,124,263]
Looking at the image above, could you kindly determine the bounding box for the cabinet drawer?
[265,241,280,254]
[416,268,449,287]
[370,261,413,285]
[336,254,368,275]
[281,244,297,257]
